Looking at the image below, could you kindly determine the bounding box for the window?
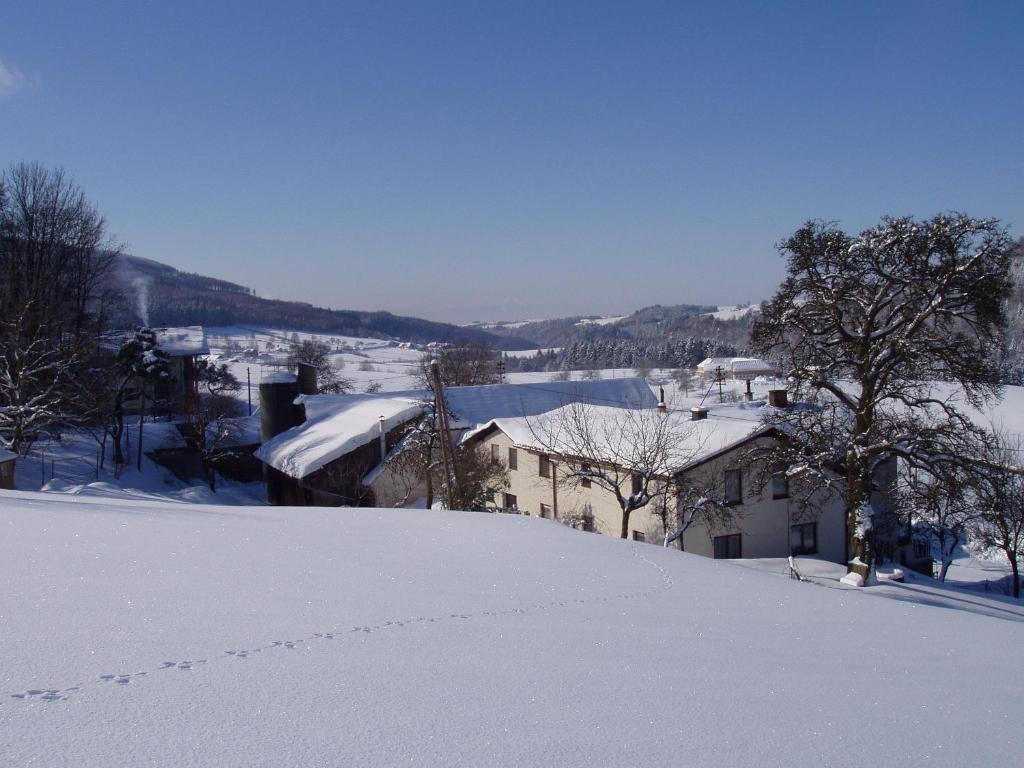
[772,471,790,500]
[540,503,552,519]
[724,469,743,505]
[631,474,642,495]
[582,505,595,532]
[713,533,742,559]
[632,530,646,542]
[580,464,591,488]
[508,447,517,470]
[490,444,500,463]
[539,455,551,478]
[504,493,518,510]
[790,523,817,555]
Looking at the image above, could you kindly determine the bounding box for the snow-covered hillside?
[3,492,1021,767]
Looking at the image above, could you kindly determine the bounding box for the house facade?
[464,400,895,564]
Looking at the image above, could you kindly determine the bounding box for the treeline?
[503,336,741,373]
[109,254,534,349]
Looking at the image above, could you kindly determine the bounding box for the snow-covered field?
[3,491,1021,767]
[710,304,760,321]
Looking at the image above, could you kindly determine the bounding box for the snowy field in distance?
[3,491,1022,767]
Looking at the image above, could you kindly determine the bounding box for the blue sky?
[2,1,1021,323]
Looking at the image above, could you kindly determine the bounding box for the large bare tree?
[0,163,120,452]
[752,214,1014,575]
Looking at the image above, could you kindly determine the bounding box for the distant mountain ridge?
[110,254,537,349]
[479,303,758,350]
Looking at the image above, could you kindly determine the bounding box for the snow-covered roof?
[256,378,657,479]
[255,395,426,479]
[697,357,736,371]
[697,357,776,375]
[155,326,209,356]
[466,400,774,475]
[0,448,17,463]
[729,357,776,373]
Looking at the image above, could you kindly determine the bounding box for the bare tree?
[664,472,743,550]
[287,339,352,393]
[380,407,508,511]
[528,401,706,539]
[445,443,509,512]
[0,163,120,452]
[752,214,1014,575]
[181,393,245,492]
[418,343,500,388]
[970,432,1024,598]
[899,463,976,581]
[672,368,694,397]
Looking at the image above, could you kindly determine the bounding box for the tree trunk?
[846,468,872,579]
[1010,553,1020,599]
[937,531,957,582]
[620,507,630,539]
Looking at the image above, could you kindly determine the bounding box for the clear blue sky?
[2,1,1021,323]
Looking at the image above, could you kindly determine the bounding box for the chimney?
[768,389,789,408]
[690,406,709,421]
[297,362,318,396]
[259,372,303,443]
[379,415,387,463]
[657,386,666,412]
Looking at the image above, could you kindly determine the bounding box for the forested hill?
[481,303,762,372]
[474,303,756,349]
[110,254,536,349]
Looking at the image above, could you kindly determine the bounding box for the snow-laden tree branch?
[752,214,1015,574]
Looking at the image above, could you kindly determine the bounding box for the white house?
[463,397,894,564]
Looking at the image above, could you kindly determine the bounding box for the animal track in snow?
[5,544,670,705]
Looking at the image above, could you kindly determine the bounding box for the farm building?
[254,377,657,506]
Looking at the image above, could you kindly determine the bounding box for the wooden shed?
[0,449,17,490]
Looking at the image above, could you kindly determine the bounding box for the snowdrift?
[2,490,1021,767]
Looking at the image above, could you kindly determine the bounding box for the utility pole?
[136,386,146,472]
[247,367,252,416]
[715,366,725,403]
[430,360,462,508]
[551,460,558,519]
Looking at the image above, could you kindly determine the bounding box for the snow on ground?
[2,494,1021,767]
[576,314,627,326]
[710,304,760,320]
[13,417,265,505]
[734,556,1024,623]
[205,326,427,396]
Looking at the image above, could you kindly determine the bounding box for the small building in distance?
[697,356,778,380]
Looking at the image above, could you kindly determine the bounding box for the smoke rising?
[133,276,152,326]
